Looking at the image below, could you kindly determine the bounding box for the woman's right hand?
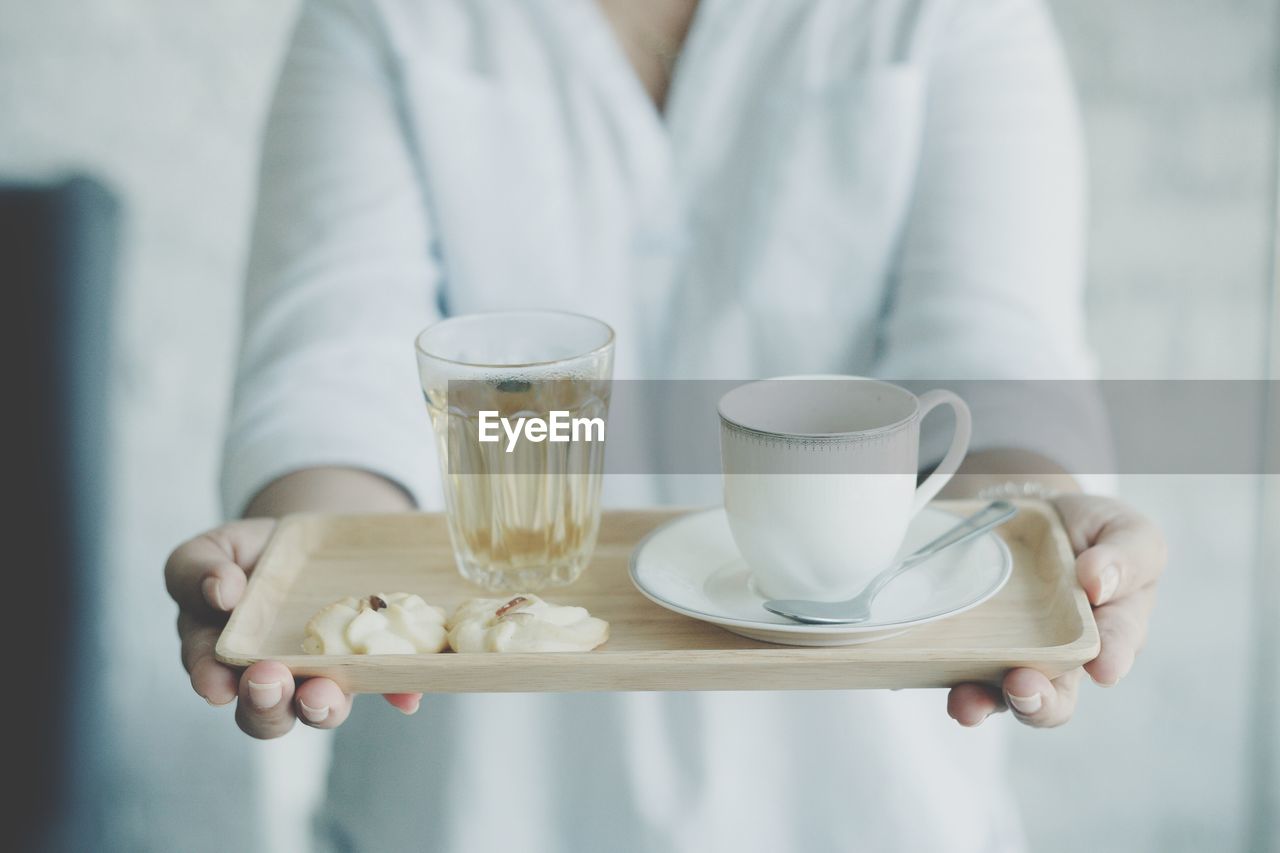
[165,519,422,739]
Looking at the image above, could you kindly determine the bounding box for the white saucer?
[629,507,1013,646]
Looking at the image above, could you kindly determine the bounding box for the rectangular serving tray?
[216,500,1098,693]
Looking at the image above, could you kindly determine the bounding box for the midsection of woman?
[393,0,927,380]
[226,1,1089,850]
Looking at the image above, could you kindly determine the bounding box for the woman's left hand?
[947,494,1167,728]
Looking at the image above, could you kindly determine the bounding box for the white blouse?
[224,0,1092,850]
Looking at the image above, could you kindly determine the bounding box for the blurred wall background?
[0,3,303,851]
[0,1,1276,851]
[1016,4,1280,853]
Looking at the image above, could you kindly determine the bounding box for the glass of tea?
[415,311,614,591]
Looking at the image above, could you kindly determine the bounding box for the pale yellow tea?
[416,312,614,590]
[425,379,609,590]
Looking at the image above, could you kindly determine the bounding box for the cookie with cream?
[303,593,448,655]
[447,594,609,653]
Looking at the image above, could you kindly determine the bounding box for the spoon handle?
[900,500,1018,571]
[763,501,1022,625]
[850,501,1019,608]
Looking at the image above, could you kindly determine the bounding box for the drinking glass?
[415,311,614,590]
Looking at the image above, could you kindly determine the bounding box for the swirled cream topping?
[447,594,610,653]
[303,593,448,655]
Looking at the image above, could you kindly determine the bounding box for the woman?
[167,0,1166,849]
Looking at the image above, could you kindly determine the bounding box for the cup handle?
[911,390,973,515]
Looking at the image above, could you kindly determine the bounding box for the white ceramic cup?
[718,376,972,601]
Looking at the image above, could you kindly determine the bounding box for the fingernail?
[1007,692,1043,715]
[247,679,282,710]
[398,697,421,716]
[203,576,224,611]
[298,699,330,723]
[1097,564,1120,605]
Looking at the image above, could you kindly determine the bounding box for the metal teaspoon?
[762,501,1018,625]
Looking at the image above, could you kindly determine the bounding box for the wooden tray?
[216,500,1098,693]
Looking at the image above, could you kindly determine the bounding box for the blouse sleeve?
[221,0,443,517]
[873,0,1112,484]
